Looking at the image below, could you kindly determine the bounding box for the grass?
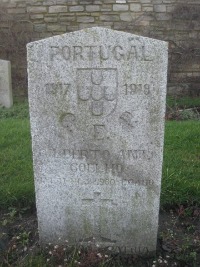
[0,98,29,120]
[0,99,34,208]
[167,96,200,109]
[0,97,199,209]
[161,120,200,207]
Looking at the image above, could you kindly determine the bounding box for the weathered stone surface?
[27,6,47,13]
[77,16,94,23]
[101,4,112,11]
[120,12,133,22]
[113,4,129,11]
[130,3,142,12]
[69,5,84,12]
[116,0,127,3]
[142,5,153,12]
[155,13,172,21]
[30,14,44,19]
[0,60,13,108]
[100,15,119,21]
[140,0,152,3]
[154,4,166,12]
[47,24,66,31]
[7,8,26,14]
[44,16,58,23]
[86,5,100,12]
[34,24,46,32]
[27,27,168,254]
[49,5,68,13]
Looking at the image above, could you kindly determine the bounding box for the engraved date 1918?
[124,83,153,95]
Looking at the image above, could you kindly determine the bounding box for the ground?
[0,98,199,266]
[0,206,200,267]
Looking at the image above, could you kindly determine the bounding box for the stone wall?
[0,0,200,97]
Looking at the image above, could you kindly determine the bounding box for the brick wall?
[0,0,200,97]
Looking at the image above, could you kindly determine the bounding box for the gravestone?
[27,27,168,254]
[0,60,13,108]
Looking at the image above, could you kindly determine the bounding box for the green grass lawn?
[0,100,34,208]
[162,120,200,207]
[0,99,199,209]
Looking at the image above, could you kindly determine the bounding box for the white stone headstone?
[0,60,13,108]
[27,27,168,254]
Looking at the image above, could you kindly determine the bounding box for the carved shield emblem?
[77,68,118,117]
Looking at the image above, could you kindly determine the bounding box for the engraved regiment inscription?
[28,27,168,253]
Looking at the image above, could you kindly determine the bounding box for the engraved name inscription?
[49,148,154,161]
[50,45,153,62]
[70,162,123,174]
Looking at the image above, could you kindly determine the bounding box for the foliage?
[166,96,200,121]
[179,109,199,120]
[0,99,29,119]
[167,96,200,109]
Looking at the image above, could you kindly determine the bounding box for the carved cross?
[82,191,117,237]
